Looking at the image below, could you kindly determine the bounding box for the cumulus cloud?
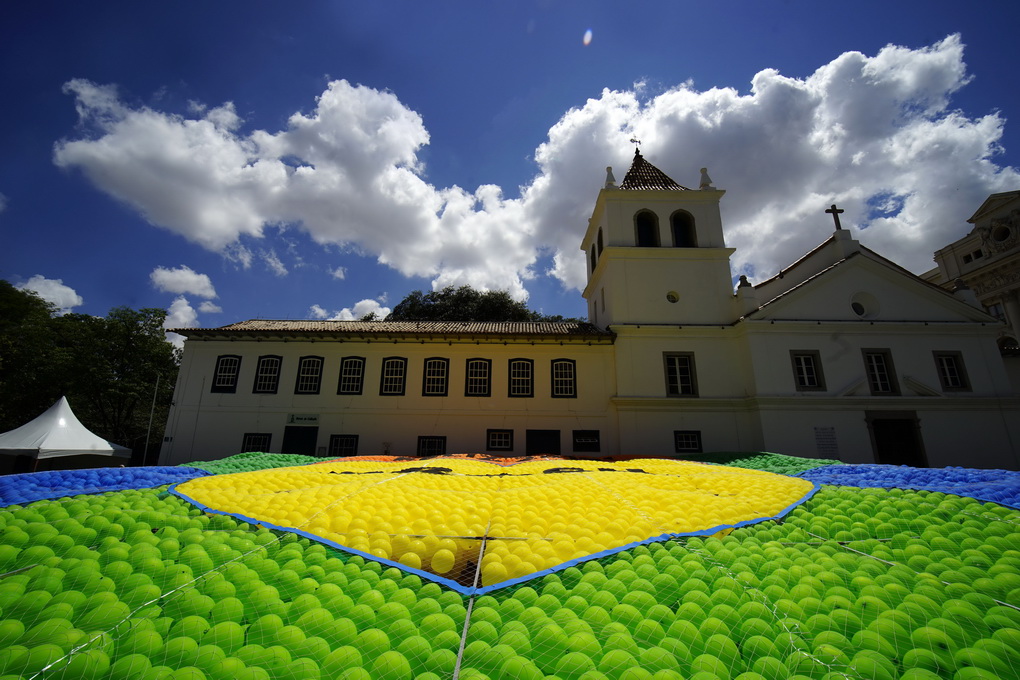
[150,265,217,298]
[198,301,222,314]
[310,298,392,320]
[163,295,199,349]
[17,275,84,314]
[55,35,1019,298]
[329,266,347,280]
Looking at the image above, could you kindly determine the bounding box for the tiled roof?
[619,150,690,191]
[173,319,614,338]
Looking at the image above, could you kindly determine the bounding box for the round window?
[850,292,880,319]
[993,225,1011,242]
[666,291,679,303]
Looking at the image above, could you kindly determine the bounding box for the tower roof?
[619,149,690,191]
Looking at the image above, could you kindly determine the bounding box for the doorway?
[282,426,319,456]
[866,411,927,467]
[526,430,561,456]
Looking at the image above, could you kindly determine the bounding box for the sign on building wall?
[814,426,839,459]
[287,414,319,426]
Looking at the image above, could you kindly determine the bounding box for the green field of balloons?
[0,454,1017,680]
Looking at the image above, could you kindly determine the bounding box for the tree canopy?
[0,281,179,465]
[385,286,583,323]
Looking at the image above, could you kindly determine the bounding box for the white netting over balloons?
[0,454,1016,680]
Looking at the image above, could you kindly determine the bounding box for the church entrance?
[866,411,927,467]
[282,426,319,456]
[526,430,561,456]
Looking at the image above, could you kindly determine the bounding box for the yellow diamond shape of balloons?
[174,458,814,591]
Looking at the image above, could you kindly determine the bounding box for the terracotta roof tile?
[619,150,690,191]
[173,319,614,338]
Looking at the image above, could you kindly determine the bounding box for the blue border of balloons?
[168,480,823,596]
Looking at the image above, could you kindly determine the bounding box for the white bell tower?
[580,149,737,327]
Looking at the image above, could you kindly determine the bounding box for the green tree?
[0,282,179,464]
[387,286,546,322]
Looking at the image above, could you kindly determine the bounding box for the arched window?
[671,210,697,247]
[597,228,604,255]
[634,211,660,247]
[590,244,597,273]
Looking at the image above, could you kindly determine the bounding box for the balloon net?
[0,456,1016,680]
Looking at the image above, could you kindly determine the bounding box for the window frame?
[421,357,450,397]
[294,355,324,395]
[417,436,447,457]
[663,352,698,397]
[379,357,408,396]
[862,349,899,395]
[464,358,492,397]
[551,359,577,398]
[486,429,514,452]
[933,351,971,392]
[328,434,359,457]
[674,430,703,453]
[336,356,366,395]
[211,355,242,393]
[670,210,697,247]
[572,430,601,453]
[508,358,534,398]
[252,355,282,394]
[241,432,272,453]
[789,350,826,392]
[634,210,660,247]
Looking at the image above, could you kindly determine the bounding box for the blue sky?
[2,2,1019,341]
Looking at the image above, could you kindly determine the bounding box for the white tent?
[0,397,131,459]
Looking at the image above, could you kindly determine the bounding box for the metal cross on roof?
[825,204,844,230]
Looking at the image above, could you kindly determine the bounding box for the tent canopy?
[0,397,131,459]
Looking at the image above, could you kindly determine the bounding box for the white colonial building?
[160,151,1020,469]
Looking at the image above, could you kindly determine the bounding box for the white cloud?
[150,265,217,298]
[261,250,288,276]
[198,301,222,313]
[16,275,83,314]
[54,35,1020,299]
[329,266,347,280]
[310,298,391,320]
[162,295,198,349]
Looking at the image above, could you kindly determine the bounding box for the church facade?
[159,152,1020,470]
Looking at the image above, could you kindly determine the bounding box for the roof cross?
[825,204,845,230]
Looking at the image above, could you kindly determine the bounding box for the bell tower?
[581,149,737,327]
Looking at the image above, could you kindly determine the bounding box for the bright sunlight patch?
[173,458,814,591]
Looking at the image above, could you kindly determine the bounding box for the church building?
[159,151,1020,470]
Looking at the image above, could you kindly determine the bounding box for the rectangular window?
[337,357,366,395]
[487,429,513,452]
[508,359,534,398]
[674,430,703,453]
[417,436,447,457]
[572,430,600,453]
[664,353,698,396]
[212,355,241,393]
[253,355,282,394]
[422,358,450,396]
[241,432,271,453]
[863,349,899,395]
[294,356,324,394]
[380,357,408,395]
[328,434,359,457]
[465,358,491,397]
[551,359,577,398]
[790,350,825,391]
[986,302,1005,320]
[933,351,971,391]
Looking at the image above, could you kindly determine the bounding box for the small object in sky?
[583,29,593,46]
